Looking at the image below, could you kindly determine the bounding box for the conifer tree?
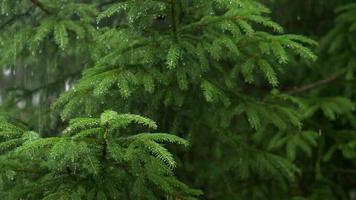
[0,111,201,199]
[1,0,354,199]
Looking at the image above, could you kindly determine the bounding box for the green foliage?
[0,0,355,199]
[0,110,200,199]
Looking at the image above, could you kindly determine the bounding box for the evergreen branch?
[286,71,345,95]
[0,18,15,30]
[186,3,209,13]
[30,0,51,15]
[179,15,243,32]
[0,160,42,174]
[97,0,118,8]
[11,167,42,174]
[0,7,33,30]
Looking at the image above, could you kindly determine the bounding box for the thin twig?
[286,72,344,95]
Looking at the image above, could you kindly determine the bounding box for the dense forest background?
[0,0,355,199]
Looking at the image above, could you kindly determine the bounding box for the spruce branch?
[30,0,51,15]
[179,15,243,32]
[0,7,33,30]
[98,0,118,8]
[11,167,42,174]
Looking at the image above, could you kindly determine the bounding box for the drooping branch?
[97,0,117,8]
[0,0,51,30]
